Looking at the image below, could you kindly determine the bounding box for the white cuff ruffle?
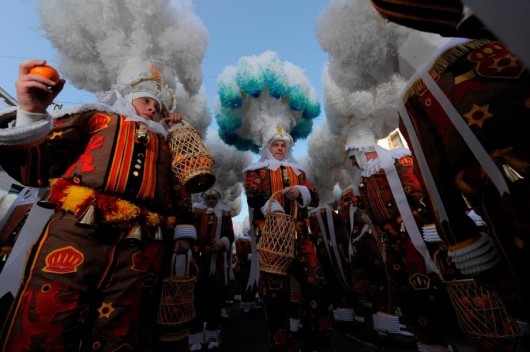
[261,199,284,215]
[449,233,500,275]
[220,236,230,251]
[294,185,311,208]
[0,111,51,146]
[173,224,197,241]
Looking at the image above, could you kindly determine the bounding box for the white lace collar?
[243,147,304,175]
[193,201,230,218]
[361,146,411,178]
[49,91,168,137]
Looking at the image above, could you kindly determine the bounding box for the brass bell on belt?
[282,168,291,186]
[124,223,143,246]
[153,226,163,241]
[76,202,96,228]
[135,123,150,144]
[37,189,56,209]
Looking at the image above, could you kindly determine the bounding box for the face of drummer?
[205,195,219,208]
[269,140,288,161]
[132,97,161,122]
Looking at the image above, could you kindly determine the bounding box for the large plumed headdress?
[215,51,320,153]
[38,0,208,102]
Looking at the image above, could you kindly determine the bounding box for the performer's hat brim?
[344,126,377,157]
[115,58,174,112]
[262,125,293,149]
[370,0,464,37]
[201,188,222,200]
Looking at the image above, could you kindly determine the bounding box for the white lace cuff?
[173,224,197,241]
[449,232,500,275]
[220,236,230,251]
[294,185,311,208]
[447,233,489,258]
[0,110,52,146]
[16,110,48,126]
[261,199,284,215]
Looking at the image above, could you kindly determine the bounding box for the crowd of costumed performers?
[214,50,332,352]
[372,0,530,351]
[301,0,528,351]
[1,0,530,351]
[0,0,215,351]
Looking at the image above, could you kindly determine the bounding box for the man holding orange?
[0,59,195,351]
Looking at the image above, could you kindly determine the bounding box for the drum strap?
[376,145,438,274]
[421,72,510,196]
[315,207,350,290]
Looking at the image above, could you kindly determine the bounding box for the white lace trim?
[361,147,411,178]
[0,109,52,146]
[243,157,305,175]
[50,97,168,137]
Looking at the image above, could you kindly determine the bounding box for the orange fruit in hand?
[29,64,60,83]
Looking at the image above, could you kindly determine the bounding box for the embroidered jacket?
[192,204,234,254]
[244,165,319,223]
[0,109,194,237]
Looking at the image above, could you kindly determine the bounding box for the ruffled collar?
[243,147,304,175]
[193,201,230,218]
[360,146,411,178]
[49,91,168,138]
[243,157,304,175]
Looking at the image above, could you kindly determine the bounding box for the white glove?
[261,199,284,215]
[448,232,500,275]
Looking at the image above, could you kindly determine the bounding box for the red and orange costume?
[0,108,195,351]
[347,147,456,345]
[399,39,530,322]
[189,193,234,350]
[244,160,331,352]
[308,205,355,324]
[335,188,389,321]
[233,232,259,308]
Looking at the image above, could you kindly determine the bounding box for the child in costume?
[188,188,234,351]
[0,59,196,351]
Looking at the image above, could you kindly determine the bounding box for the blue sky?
[0,0,329,139]
[0,0,330,224]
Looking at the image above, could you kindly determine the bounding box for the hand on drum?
[282,186,300,200]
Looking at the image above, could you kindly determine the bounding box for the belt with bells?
[44,178,166,241]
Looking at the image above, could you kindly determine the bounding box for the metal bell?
[461,193,473,210]
[0,253,8,272]
[400,221,406,233]
[124,223,142,246]
[502,163,524,183]
[37,189,56,209]
[135,123,149,144]
[153,226,163,241]
[76,203,96,228]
